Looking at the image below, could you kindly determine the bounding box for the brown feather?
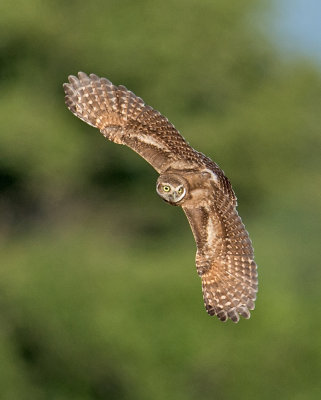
[183,183,257,323]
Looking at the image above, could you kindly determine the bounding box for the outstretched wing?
[63,72,202,174]
[183,187,258,323]
[64,72,236,201]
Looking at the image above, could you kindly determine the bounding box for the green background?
[0,1,320,399]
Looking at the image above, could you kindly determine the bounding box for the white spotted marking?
[206,217,217,246]
[138,134,168,150]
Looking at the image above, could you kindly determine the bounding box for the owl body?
[63,72,258,323]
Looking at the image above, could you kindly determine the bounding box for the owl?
[63,72,258,323]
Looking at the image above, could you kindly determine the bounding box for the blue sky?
[273,0,321,61]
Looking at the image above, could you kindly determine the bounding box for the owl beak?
[172,192,183,203]
[166,193,179,205]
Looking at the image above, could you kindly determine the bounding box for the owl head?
[156,173,188,205]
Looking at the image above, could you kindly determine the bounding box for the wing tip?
[67,74,80,86]
[205,303,253,323]
[77,71,90,82]
[64,72,95,89]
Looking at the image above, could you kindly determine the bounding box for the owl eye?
[177,187,183,194]
[163,185,170,192]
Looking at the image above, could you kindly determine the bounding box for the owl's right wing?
[182,189,258,323]
[63,72,202,174]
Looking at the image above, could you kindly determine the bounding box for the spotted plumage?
[63,72,258,323]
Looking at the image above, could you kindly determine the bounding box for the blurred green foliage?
[0,0,320,399]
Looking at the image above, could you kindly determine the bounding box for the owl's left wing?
[182,189,258,323]
[63,72,202,174]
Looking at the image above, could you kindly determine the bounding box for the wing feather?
[63,72,196,173]
[63,72,237,205]
[183,189,258,323]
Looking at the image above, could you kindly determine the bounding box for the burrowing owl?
[63,72,258,323]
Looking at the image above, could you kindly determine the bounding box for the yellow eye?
[178,187,183,194]
[163,185,170,192]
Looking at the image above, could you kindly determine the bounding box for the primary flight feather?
[63,72,258,323]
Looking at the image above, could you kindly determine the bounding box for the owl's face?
[156,174,187,205]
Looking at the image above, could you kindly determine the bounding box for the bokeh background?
[1,1,320,399]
